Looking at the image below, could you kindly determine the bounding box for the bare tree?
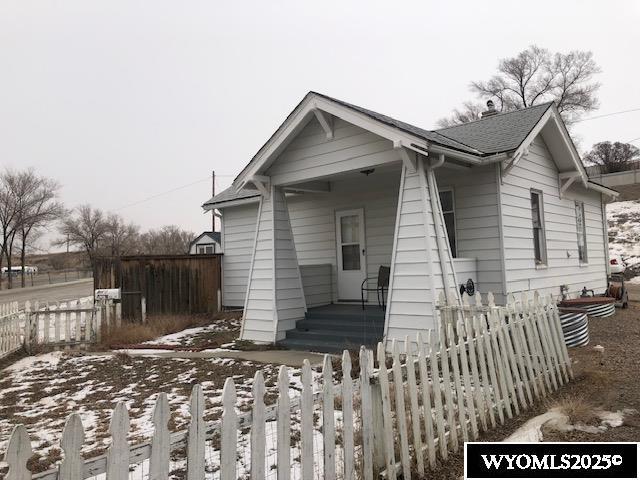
[138,225,194,255]
[56,205,109,265]
[0,170,22,289]
[436,102,485,128]
[104,213,140,257]
[583,141,640,173]
[438,45,601,127]
[15,171,65,287]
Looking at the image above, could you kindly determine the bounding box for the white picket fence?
[0,298,121,357]
[0,302,21,359]
[1,290,573,480]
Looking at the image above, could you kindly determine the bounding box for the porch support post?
[240,186,306,343]
[383,156,457,349]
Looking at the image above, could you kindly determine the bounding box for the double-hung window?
[575,201,588,263]
[438,189,457,258]
[530,190,547,265]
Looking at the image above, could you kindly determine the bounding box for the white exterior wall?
[220,203,259,308]
[241,188,306,343]
[436,165,504,300]
[384,163,457,345]
[265,117,401,185]
[500,136,608,298]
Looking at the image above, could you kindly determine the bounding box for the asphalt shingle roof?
[203,93,556,208]
[435,102,553,154]
[202,187,259,208]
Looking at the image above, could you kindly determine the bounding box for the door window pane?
[340,215,359,243]
[342,245,361,270]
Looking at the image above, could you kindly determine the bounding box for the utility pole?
[211,170,216,233]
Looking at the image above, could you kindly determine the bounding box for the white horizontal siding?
[500,136,607,298]
[266,117,401,184]
[221,203,259,308]
[436,165,503,298]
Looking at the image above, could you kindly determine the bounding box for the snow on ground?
[0,348,309,475]
[143,317,241,347]
[504,406,636,442]
[607,200,640,278]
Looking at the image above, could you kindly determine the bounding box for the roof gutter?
[586,181,619,199]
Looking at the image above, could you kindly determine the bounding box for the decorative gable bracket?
[249,175,271,198]
[313,109,334,140]
[501,147,529,179]
[393,141,417,173]
[558,171,581,199]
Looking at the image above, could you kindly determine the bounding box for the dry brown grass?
[97,313,214,348]
[549,394,599,425]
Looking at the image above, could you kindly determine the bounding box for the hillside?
[607,200,640,278]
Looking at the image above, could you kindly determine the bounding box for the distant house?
[202,91,618,351]
[189,231,222,254]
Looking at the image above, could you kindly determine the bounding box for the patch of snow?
[504,407,635,442]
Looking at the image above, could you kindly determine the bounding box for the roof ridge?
[435,101,554,131]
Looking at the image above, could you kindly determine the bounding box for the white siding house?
[189,231,222,254]
[204,92,617,350]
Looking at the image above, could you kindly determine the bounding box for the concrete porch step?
[304,307,385,322]
[285,328,383,345]
[278,337,375,354]
[296,318,384,332]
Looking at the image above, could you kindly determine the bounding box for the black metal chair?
[361,266,390,310]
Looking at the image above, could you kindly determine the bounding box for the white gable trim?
[502,106,588,185]
[234,94,432,192]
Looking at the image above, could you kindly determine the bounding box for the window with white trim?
[575,201,588,263]
[439,189,457,258]
[530,189,547,265]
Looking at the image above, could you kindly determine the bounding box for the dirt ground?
[0,316,295,475]
[426,302,640,480]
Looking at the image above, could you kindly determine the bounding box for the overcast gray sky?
[2,0,639,251]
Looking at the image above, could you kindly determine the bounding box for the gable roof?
[435,103,553,154]
[190,231,221,247]
[203,92,595,209]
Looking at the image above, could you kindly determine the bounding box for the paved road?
[0,279,94,309]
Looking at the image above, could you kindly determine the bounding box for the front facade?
[204,92,617,346]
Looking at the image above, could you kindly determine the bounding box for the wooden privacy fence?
[2,290,573,480]
[94,255,222,320]
[0,298,121,355]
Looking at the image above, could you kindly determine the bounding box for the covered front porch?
[240,157,487,349]
[235,93,501,349]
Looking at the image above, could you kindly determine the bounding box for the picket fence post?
[106,402,130,480]
[300,361,313,480]
[341,350,355,480]
[4,425,32,480]
[322,355,336,480]
[391,340,411,480]
[251,371,266,480]
[187,384,205,480]
[221,378,237,480]
[59,414,85,480]
[150,393,170,480]
[376,342,396,479]
[276,366,290,480]
[358,346,375,480]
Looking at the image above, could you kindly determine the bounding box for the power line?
[575,107,640,123]
[115,173,235,211]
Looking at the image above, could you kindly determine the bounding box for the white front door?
[335,208,367,301]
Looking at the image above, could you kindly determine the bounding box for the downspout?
[426,154,461,306]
